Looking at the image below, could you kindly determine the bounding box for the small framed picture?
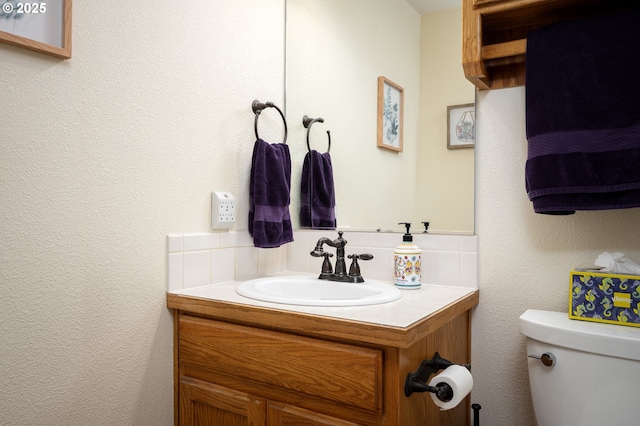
[447,103,475,149]
[377,76,404,152]
[0,0,72,59]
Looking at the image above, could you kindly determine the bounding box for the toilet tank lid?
[519,309,640,362]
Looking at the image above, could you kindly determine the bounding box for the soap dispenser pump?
[394,222,422,289]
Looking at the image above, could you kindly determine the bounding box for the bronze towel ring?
[252,100,288,144]
[302,115,331,153]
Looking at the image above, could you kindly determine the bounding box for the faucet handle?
[347,253,373,261]
[347,253,373,277]
[320,252,334,274]
[358,254,373,261]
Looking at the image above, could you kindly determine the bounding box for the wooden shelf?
[463,0,635,90]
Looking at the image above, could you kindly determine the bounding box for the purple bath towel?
[249,139,294,248]
[300,150,336,229]
[525,7,640,214]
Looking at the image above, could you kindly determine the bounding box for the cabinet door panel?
[268,401,361,426]
[179,376,266,426]
[179,316,382,413]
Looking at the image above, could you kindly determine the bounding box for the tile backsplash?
[167,230,478,292]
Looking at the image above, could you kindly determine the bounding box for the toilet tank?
[519,309,640,426]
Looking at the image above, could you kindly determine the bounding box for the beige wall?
[473,87,640,425]
[0,1,284,424]
[417,7,475,233]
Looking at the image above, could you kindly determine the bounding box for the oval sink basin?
[236,276,402,307]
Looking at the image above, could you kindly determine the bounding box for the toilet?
[519,309,640,426]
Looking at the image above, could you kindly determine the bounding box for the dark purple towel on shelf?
[300,150,336,229]
[525,7,640,215]
[249,139,294,248]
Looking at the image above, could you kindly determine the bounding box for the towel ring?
[302,115,331,153]
[252,100,288,144]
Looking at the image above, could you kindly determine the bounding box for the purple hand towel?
[300,150,336,229]
[525,7,640,214]
[249,139,294,248]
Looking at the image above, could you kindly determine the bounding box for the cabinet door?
[179,376,266,426]
[267,402,361,426]
[179,316,383,414]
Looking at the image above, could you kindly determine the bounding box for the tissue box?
[569,269,640,328]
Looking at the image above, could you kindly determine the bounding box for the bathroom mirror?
[285,0,475,234]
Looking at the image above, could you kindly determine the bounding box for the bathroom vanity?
[167,281,479,425]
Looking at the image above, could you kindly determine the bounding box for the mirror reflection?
[286,0,474,234]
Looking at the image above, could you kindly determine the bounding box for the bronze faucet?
[310,231,373,283]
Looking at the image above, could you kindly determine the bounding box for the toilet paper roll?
[428,365,473,411]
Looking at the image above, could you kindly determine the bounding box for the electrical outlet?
[211,191,235,229]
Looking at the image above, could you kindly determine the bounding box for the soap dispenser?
[394,222,422,289]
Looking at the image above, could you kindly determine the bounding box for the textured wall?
[0,1,284,424]
[472,87,640,425]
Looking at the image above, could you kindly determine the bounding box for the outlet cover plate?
[212,191,235,229]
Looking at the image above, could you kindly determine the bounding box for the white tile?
[411,233,430,248]
[277,246,287,271]
[167,234,183,253]
[167,253,183,291]
[364,247,394,282]
[167,230,479,291]
[422,251,460,286]
[342,231,369,247]
[419,234,461,252]
[222,230,253,248]
[236,230,254,246]
[346,245,364,257]
[258,247,283,276]
[460,235,478,253]
[285,240,311,273]
[183,251,211,288]
[369,232,400,248]
[236,246,258,280]
[211,248,235,283]
[460,252,478,288]
[292,229,324,245]
[183,233,220,251]
[308,246,326,274]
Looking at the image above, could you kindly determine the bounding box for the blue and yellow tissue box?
[569,269,640,328]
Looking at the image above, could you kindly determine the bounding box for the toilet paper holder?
[404,352,471,399]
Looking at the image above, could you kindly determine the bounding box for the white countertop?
[169,278,477,329]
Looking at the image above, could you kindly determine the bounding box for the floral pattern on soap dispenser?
[394,254,421,286]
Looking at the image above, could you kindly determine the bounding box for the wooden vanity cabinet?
[169,291,478,426]
[463,0,634,90]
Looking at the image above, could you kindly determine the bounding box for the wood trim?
[180,376,266,425]
[179,315,383,413]
[172,310,179,426]
[481,39,527,60]
[268,401,360,425]
[166,290,479,348]
[463,0,634,90]
[397,313,472,425]
[462,0,490,90]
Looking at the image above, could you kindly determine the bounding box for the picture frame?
[377,76,404,152]
[447,103,475,149]
[0,0,72,59]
